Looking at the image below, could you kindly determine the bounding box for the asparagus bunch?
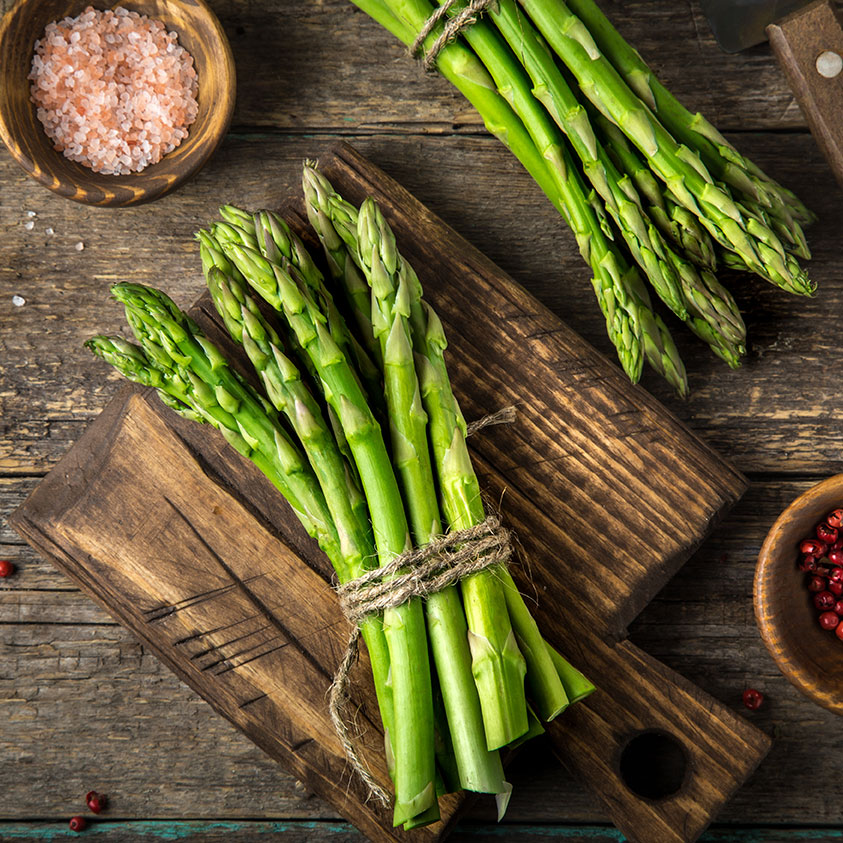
[87,166,594,828]
[343,0,814,394]
[301,163,593,717]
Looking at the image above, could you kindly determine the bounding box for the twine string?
[327,409,516,805]
[465,404,516,436]
[410,0,498,72]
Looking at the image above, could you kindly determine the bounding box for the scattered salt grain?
[75,241,85,251]
[23,221,34,231]
[28,6,199,176]
[12,295,26,307]
[26,210,37,217]
[45,227,55,235]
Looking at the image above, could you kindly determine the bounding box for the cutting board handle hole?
[617,729,689,801]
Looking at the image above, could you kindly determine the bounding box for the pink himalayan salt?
[29,6,199,176]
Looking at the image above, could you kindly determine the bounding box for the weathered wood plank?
[1,132,839,479]
[12,388,467,842]
[0,0,814,133]
[1,469,834,827]
[2,820,843,843]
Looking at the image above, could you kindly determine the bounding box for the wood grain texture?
[0,0,821,139]
[9,144,767,843]
[0,132,839,478]
[12,389,463,843]
[767,0,843,188]
[0,478,823,827]
[0,0,812,134]
[0,0,839,835]
[5,820,843,842]
[321,143,748,641]
[0,0,235,206]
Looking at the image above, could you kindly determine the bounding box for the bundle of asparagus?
[86,163,594,828]
[346,0,815,394]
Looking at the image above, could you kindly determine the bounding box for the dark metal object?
[700,0,809,51]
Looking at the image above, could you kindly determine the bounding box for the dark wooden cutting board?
[10,142,770,843]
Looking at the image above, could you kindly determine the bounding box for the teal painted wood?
[1,823,843,842]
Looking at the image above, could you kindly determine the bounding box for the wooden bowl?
[755,474,843,713]
[0,0,235,206]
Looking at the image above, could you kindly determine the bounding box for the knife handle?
[767,0,843,188]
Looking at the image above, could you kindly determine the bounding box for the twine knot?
[410,0,498,72]
[338,514,512,625]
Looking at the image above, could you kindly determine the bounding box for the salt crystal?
[75,241,84,251]
[23,221,34,231]
[46,227,54,235]
[26,210,36,217]
[12,295,25,307]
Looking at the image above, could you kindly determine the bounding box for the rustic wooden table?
[1,0,841,840]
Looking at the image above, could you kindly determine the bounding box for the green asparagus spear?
[302,164,581,717]
[203,266,399,769]
[562,0,815,226]
[356,197,514,809]
[591,110,718,271]
[516,0,814,297]
[484,0,687,320]
[217,243,438,828]
[86,287,341,565]
[346,0,649,382]
[198,227,360,477]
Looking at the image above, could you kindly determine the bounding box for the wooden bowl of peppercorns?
[756,474,843,714]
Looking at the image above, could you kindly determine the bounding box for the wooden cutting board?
[11,142,770,843]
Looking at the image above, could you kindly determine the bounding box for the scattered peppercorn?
[798,554,819,572]
[808,575,827,592]
[800,538,828,557]
[86,791,106,814]
[69,816,86,832]
[818,522,839,544]
[0,559,15,578]
[742,688,764,710]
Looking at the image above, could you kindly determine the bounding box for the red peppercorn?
[69,816,86,832]
[0,559,14,578]
[820,611,840,630]
[829,550,843,567]
[832,537,843,552]
[86,791,106,814]
[836,622,843,640]
[829,581,843,596]
[834,600,843,615]
[818,522,839,544]
[799,554,819,572]
[828,509,843,529]
[829,567,843,583]
[801,539,828,557]
[815,590,836,611]
[808,575,828,592]
[742,688,764,710]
